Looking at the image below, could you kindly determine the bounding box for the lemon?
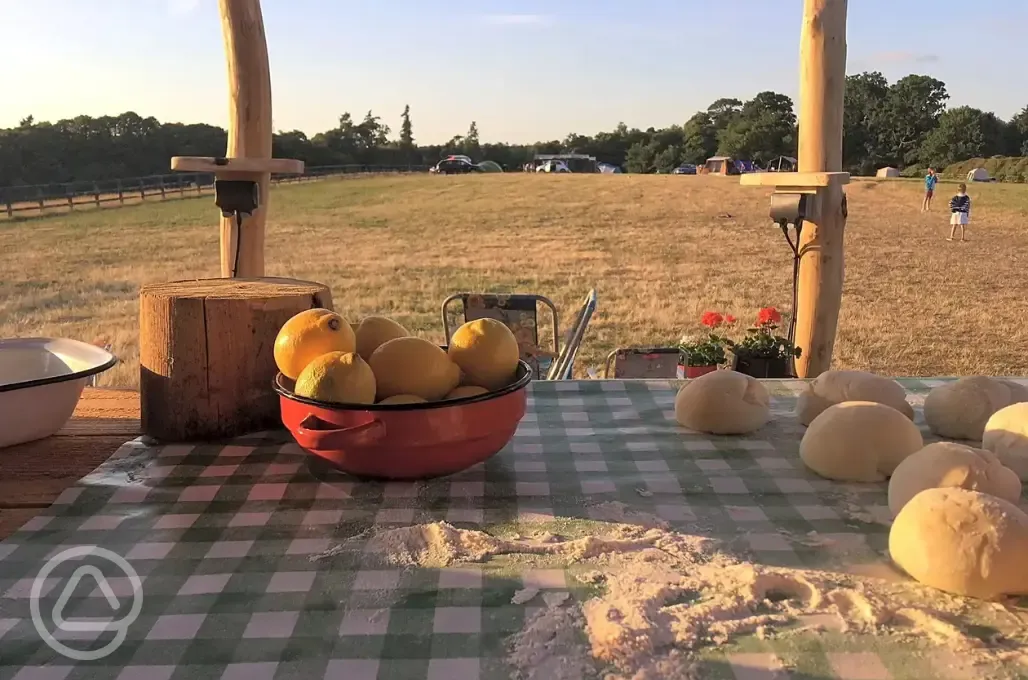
[446,385,489,400]
[294,351,376,404]
[369,336,461,401]
[378,394,427,405]
[447,318,520,390]
[274,308,356,380]
[355,316,409,361]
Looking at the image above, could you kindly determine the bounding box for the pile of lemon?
[273,309,522,405]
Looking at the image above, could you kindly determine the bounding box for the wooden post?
[93,182,101,208]
[140,277,333,441]
[217,0,274,278]
[158,175,167,200]
[794,0,848,378]
[116,178,124,204]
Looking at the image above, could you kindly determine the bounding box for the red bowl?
[273,360,532,480]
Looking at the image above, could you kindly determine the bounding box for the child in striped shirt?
[947,183,971,242]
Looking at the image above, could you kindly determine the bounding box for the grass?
[3,173,1028,388]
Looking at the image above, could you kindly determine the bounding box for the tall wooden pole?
[795,0,848,378]
[219,0,272,278]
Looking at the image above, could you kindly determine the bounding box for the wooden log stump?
[140,277,333,442]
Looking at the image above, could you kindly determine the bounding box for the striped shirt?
[949,194,971,214]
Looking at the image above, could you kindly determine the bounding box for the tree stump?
[140,277,333,442]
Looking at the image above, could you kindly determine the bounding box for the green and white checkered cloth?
[1,378,1025,679]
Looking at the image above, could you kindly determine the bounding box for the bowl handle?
[295,413,386,450]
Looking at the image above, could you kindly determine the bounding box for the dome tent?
[967,167,990,182]
[476,160,503,173]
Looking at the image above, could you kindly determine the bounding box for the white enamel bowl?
[0,338,118,449]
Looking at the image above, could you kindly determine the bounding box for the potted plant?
[677,311,736,378]
[726,307,801,378]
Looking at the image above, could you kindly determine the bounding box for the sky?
[1,0,1026,144]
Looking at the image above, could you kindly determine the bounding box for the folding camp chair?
[604,346,680,379]
[546,289,598,380]
[441,293,560,379]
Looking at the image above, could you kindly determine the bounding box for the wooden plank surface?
[0,387,140,539]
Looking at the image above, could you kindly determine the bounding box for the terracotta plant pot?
[732,354,793,379]
[682,365,718,379]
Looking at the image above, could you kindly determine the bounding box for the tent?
[767,156,797,172]
[700,156,740,176]
[967,167,990,182]
[597,163,622,174]
[876,167,900,178]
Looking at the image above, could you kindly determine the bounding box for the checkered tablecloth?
[1,378,1026,680]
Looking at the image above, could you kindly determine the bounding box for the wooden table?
[0,387,140,539]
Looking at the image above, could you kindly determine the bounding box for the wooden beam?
[794,0,848,378]
[219,0,273,278]
[739,171,849,189]
[171,157,304,175]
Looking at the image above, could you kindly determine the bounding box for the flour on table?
[325,518,1025,678]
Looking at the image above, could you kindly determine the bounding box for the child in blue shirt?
[921,168,938,212]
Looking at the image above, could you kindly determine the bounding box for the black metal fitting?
[214,180,260,218]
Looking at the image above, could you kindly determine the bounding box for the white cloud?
[168,0,201,16]
[480,14,552,27]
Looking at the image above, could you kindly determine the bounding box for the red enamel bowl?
[273,359,532,480]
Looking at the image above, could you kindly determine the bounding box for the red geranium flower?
[757,307,782,325]
[700,311,724,328]
[724,314,737,324]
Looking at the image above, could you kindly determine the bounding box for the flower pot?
[682,365,718,379]
[732,354,793,379]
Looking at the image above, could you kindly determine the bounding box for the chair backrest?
[441,293,560,379]
[547,289,598,380]
[604,347,680,379]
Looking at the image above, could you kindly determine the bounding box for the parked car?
[433,157,481,175]
[536,160,571,173]
[672,164,697,175]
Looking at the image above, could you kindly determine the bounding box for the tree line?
[3,70,1028,188]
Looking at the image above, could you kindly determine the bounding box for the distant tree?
[399,104,414,150]
[653,144,681,173]
[462,121,481,158]
[843,71,890,173]
[919,106,1006,168]
[707,98,743,130]
[716,91,796,163]
[1009,106,1028,155]
[624,141,656,173]
[680,112,718,164]
[873,74,949,166]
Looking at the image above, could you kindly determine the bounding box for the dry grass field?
[2,173,1027,388]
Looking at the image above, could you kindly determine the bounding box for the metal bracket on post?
[169,156,303,278]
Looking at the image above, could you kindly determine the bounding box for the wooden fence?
[1,164,429,219]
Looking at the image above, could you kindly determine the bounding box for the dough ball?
[799,401,924,481]
[1000,380,1028,404]
[795,370,914,426]
[923,376,1018,441]
[982,401,1028,481]
[674,370,771,435]
[887,442,1022,516]
[889,487,1028,600]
